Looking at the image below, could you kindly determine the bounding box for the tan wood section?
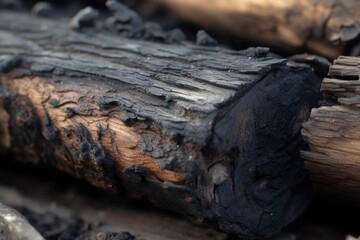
[156,0,360,58]
[302,56,360,200]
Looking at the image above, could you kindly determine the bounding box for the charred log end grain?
[203,63,321,237]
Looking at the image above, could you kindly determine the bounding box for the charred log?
[0,6,320,238]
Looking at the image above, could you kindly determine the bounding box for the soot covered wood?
[0,3,320,238]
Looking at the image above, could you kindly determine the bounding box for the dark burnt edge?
[194,64,321,237]
[186,62,320,237]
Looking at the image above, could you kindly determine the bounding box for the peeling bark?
[0,9,321,238]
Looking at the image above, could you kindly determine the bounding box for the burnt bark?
[155,0,360,58]
[0,7,320,238]
[302,56,360,201]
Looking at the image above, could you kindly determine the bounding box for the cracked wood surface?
[302,56,360,201]
[155,0,360,58]
[0,9,320,238]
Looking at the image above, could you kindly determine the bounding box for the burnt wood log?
[0,7,320,238]
[154,0,360,58]
[302,56,360,201]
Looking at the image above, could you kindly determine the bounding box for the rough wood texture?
[0,7,320,238]
[155,0,360,58]
[302,56,360,201]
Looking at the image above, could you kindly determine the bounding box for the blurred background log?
[302,56,360,201]
[153,0,360,58]
[6,0,360,58]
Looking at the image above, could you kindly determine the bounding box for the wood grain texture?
[0,8,320,238]
[302,56,360,200]
[155,0,360,58]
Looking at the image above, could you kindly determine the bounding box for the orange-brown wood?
[0,76,183,185]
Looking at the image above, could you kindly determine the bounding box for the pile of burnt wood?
[0,0,359,239]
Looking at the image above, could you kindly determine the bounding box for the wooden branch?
[154,0,360,58]
[302,56,360,201]
[0,7,320,238]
